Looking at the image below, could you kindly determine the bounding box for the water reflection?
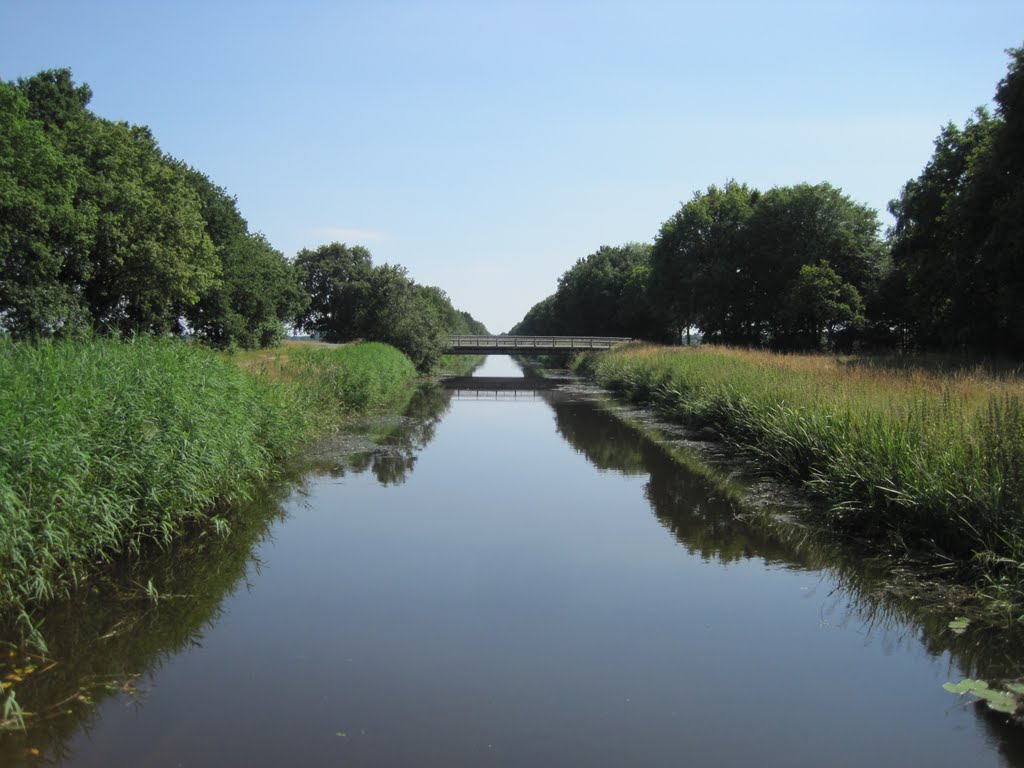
[0,384,455,764]
[4,371,1024,765]
[301,383,453,486]
[541,391,1024,759]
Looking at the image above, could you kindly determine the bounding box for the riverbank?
[573,344,1024,615]
[0,338,419,632]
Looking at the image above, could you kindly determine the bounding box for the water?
[3,356,1024,766]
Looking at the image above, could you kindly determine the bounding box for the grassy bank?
[0,338,417,627]
[574,344,1024,612]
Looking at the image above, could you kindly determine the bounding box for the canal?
[3,356,1024,766]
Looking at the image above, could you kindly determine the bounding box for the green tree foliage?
[181,169,307,349]
[294,242,375,340]
[73,118,218,334]
[187,232,307,349]
[553,243,666,338]
[650,181,759,343]
[747,183,884,349]
[509,244,666,339]
[888,113,999,350]
[2,69,304,347]
[779,262,865,349]
[509,294,559,335]
[649,181,884,349]
[0,82,91,337]
[890,46,1024,354]
[293,242,483,371]
[3,70,218,337]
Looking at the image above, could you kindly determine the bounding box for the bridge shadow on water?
[441,375,560,398]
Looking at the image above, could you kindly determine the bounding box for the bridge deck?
[446,335,632,354]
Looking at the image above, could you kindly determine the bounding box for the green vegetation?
[574,344,1024,611]
[293,242,487,371]
[1,69,485,367]
[0,337,418,627]
[512,46,1024,357]
[511,243,669,341]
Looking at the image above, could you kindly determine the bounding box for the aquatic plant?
[574,344,1024,610]
[0,337,418,627]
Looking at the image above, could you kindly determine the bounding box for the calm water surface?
[4,356,1024,766]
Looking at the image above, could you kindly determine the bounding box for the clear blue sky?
[3,1,1022,332]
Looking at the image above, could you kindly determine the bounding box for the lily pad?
[975,689,1019,714]
[943,679,988,695]
[948,617,970,635]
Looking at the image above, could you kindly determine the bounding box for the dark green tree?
[293,242,375,341]
[180,169,306,348]
[889,46,1024,354]
[552,242,663,338]
[650,181,759,344]
[187,233,307,349]
[779,261,865,350]
[888,113,998,350]
[509,294,559,335]
[0,82,91,337]
[747,183,885,347]
[14,69,218,336]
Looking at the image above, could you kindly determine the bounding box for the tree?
[181,169,306,348]
[0,81,91,337]
[14,69,218,336]
[888,46,1024,354]
[650,182,759,344]
[779,262,865,350]
[293,242,374,341]
[551,243,663,338]
[747,183,885,347]
[187,233,307,349]
[888,113,999,350]
[292,242,469,371]
[510,294,559,335]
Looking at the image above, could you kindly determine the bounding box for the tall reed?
[575,345,1024,603]
[0,338,417,622]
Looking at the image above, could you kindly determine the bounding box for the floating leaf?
[948,617,970,635]
[943,679,989,695]
[975,689,1019,714]
[1005,683,1024,695]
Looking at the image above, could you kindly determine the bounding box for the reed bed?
[0,338,417,623]
[575,344,1024,605]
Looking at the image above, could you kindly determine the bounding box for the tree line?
[0,69,485,370]
[513,46,1024,356]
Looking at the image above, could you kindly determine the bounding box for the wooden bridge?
[446,335,632,355]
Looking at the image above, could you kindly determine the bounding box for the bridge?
[446,335,632,355]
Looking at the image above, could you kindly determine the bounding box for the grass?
[0,337,418,628]
[574,344,1024,613]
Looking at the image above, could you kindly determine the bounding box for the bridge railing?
[447,335,633,350]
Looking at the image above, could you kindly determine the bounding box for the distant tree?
[454,310,488,335]
[552,242,663,338]
[779,262,865,350]
[889,46,1024,354]
[509,294,559,335]
[358,265,449,371]
[0,81,91,337]
[747,183,885,347]
[180,169,306,348]
[187,233,307,349]
[13,69,218,336]
[650,181,759,344]
[888,112,999,350]
[293,242,374,341]
[293,242,473,371]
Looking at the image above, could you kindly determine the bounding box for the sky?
[2,1,1023,333]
